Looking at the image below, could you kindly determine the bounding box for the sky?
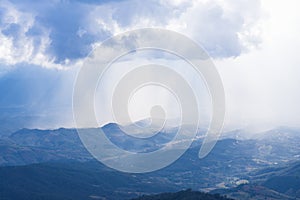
[0,0,299,133]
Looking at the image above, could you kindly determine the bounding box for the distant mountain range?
[0,128,92,166]
[0,124,299,199]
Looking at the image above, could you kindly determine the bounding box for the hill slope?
[0,161,179,200]
[132,189,233,200]
[212,161,300,199]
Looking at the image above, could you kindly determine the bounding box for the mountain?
[0,161,179,200]
[252,127,300,163]
[0,161,237,200]
[212,161,300,199]
[0,127,265,190]
[0,125,300,199]
[0,128,92,166]
[212,184,296,200]
[132,189,233,200]
[1,126,300,186]
[260,161,300,198]
[1,159,299,200]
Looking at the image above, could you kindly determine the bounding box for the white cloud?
[0,0,264,69]
[0,1,64,69]
[0,1,94,69]
[87,0,263,58]
[216,0,300,131]
[172,0,263,57]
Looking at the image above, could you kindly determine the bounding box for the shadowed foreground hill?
[0,161,179,200]
[0,161,232,200]
[132,189,233,200]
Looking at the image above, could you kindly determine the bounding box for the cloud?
[0,0,278,132]
[215,0,300,131]
[25,2,109,63]
[170,0,263,57]
[86,0,263,58]
[0,0,108,68]
[0,1,63,69]
[0,0,263,69]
